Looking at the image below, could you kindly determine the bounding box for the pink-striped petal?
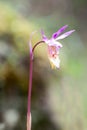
[52,25,68,39]
[56,30,75,40]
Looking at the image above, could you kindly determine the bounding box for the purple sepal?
[52,25,68,39]
[56,30,75,40]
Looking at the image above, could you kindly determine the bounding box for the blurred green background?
[0,0,87,130]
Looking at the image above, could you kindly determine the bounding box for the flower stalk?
[27,40,45,130]
[27,42,33,130]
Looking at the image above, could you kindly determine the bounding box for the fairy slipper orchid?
[41,25,75,68]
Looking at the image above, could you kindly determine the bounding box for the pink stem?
[27,40,45,130]
[32,40,44,52]
[27,44,33,130]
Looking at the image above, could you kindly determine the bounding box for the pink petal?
[48,39,63,48]
[56,30,75,40]
[41,29,48,42]
[52,25,68,39]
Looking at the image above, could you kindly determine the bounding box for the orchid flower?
[41,25,75,68]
